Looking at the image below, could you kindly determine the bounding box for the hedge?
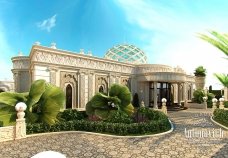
[26,118,171,136]
[213,109,228,127]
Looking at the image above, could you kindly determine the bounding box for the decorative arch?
[121,78,131,90]
[96,76,108,94]
[60,72,78,109]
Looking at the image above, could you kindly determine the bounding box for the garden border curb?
[210,116,228,130]
[27,119,174,138]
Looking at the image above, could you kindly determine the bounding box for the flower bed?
[213,109,228,127]
[27,108,171,136]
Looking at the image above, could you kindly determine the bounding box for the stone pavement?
[0,109,227,158]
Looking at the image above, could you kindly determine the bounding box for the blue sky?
[0,0,228,89]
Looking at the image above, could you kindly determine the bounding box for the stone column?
[109,73,115,86]
[15,102,27,140]
[177,83,181,106]
[154,81,158,109]
[13,72,19,92]
[49,68,57,85]
[88,71,94,101]
[183,83,187,107]
[212,98,218,113]
[191,84,194,100]
[224,87,228,101]
[79,71,86,109]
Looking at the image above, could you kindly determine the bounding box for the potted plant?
[194,66,206,90]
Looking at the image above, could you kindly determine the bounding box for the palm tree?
[86,84,134,120]
[214,74,228,87]
[0,80,65,126]
[198,31,228,57]
[199,31,228,87]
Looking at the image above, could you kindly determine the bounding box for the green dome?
[104,44,148,64]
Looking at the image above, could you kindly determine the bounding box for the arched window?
[66,84,72,109]
[99,85,104,93]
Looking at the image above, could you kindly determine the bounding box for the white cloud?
[37,14,57,32]
[116,0,228,89]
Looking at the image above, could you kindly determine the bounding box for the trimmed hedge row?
[213,109,228,127]
[27,118,171,136]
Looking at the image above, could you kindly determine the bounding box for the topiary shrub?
[104,111,133,124]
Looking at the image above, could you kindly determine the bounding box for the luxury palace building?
[11,43,195,110]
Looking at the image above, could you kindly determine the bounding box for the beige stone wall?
[224,87,228,101]
[0,126,15,142]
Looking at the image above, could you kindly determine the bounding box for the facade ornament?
[50,42,56,49]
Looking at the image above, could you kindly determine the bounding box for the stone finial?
[212,98,218,112]
[50,42,56,49]
[15,102,27,140]
[80,49,84,54]
[161,98,167,115]
[15,102,27,119]
[203,96,208,109]
[219,97,225,109]
[88,51,92,56]
[18,51,23,56]
[141,101,145,107]
[34,41,41,45]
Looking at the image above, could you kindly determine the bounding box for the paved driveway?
[0,109,227,158]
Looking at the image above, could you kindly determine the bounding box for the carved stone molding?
[13,60,30,69]
[32,51,133,74]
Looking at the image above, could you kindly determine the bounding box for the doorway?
[66,84,72,109]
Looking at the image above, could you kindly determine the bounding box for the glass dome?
[104,44,148,64]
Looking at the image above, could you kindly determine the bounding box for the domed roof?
[104,44,148,64]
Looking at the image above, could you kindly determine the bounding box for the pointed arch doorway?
[66,84,73,109]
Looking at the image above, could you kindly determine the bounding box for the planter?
[195,76,205,90]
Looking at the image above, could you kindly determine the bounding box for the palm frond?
[214,73,228,87]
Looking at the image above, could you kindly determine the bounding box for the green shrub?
[136,107,167,122]
[224,101,228,108]
[193,89,214,107]
[27,117,171,136]
[193,89,205,103]
[213,109,228,127]
[58,109,87,121]
[104,111,133,124]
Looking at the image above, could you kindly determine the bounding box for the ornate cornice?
[30,46,134,74]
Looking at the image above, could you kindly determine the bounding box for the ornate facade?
[11,44,195,110]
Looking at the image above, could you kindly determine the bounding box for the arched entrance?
[0,89,5,93]
[66,84,72,109]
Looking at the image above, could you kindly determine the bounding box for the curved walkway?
[0,109,227,158]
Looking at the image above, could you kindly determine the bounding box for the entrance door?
[149,82,172,107]
[66,84,72,109]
